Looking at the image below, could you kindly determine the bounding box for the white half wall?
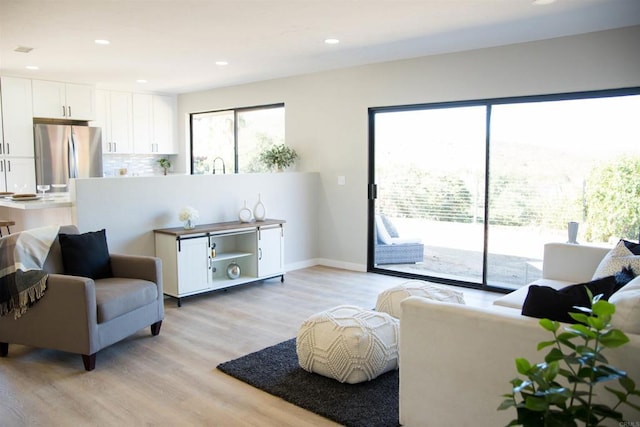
[177,26,640,271]
[70,173,320,271]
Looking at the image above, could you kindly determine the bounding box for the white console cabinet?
[154,219,285,306]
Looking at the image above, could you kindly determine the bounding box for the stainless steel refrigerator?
[34,124,103,191]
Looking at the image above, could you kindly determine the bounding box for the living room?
[1,1,640,426]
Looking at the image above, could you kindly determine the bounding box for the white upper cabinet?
[96,90,133,153]
[133,93,177,154]
[132,93,153,153]
[32,80,96,120]
[0,76,35,157]
[152,94,177,154]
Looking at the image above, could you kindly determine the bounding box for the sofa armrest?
[0,274,98,354]
[110,254,163,291]
[398,296,640,426]
[542,243,611,282]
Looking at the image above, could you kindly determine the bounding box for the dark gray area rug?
[217,338,399,427]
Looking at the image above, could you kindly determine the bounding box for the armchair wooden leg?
[82,354,96,371]
[0,342,8,357]
[150,320,162,336]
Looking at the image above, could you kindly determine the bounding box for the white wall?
[177,26,640,271]
[71,173,320,271]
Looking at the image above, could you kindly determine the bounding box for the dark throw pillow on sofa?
[58,229,113,279]
[623,239,640,255]
[521,271,634,324]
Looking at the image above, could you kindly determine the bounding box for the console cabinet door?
[257,225,284,278]
[176,236,210,295]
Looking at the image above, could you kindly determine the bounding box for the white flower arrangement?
[179,206,199,222]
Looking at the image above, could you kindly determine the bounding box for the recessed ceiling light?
[136,79,148,84]
[25,65,39,70]
[215,61,229,66]
[532,0,556,4]
[94,39,110,45]
[324,38,340,45]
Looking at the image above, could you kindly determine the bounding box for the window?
[190,104,284,174]
[369,88,640,291]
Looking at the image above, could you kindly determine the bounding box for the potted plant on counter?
[260,144,298,172]
[158,158,171,175]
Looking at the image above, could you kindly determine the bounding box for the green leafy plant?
[499,290,640,426]
[158,158,171,175]
[259,144,298,171]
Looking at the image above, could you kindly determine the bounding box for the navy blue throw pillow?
[58,229,113,279]
[521,270,633,324]
[623,239,640,255]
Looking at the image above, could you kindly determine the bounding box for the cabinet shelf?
[210,251,252,262]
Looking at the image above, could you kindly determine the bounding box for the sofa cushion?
[59,229,113,279]
[521,273,633,324]
[493,278,572,310]
[592,239,640,279]
[95,278,158,323]
[609,275,640,334]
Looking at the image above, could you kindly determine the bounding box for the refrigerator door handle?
[68,133,79,178]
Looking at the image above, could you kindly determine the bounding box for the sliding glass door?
[369,88,640,291]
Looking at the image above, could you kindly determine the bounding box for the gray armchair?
[0,225,164,371]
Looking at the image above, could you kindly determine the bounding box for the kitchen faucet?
[212,157,226,174]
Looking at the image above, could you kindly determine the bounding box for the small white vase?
[254,193,266,222]
[238,200,253,223]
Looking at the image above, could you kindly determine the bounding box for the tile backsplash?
[103,154,175,177]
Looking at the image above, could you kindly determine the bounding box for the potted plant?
[499,290,640,426]
[259,144,298,172]
[158,158,171,175]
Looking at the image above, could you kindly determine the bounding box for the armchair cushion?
[95,278,158,323]
[59,229,113,279]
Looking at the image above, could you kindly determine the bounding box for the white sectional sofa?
[399,242,640,426]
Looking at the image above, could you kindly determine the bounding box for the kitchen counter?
[0,193,73,232]
[0,194,72,210]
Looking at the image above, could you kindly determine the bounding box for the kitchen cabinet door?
[2,157,36,193]
[152,95,177,154]
[257,225,284,278]
[107,91,133,153]
[132,93,153,153]
[0,76,34,157]
[64,83,95,120]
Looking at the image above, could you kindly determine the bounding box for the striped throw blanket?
[0,225,59,319]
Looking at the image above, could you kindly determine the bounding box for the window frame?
[367,86,640,292]
[189,102,285,174]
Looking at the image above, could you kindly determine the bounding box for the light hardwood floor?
[0,266,499,426]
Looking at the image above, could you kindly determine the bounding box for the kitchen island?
[0,194,73,232]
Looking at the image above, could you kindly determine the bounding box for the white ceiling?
[1,0,639,95]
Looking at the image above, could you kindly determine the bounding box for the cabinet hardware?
[68,106,72,117]
[62,105,66,117]
[0,160,3,173]
[7,160,11,172]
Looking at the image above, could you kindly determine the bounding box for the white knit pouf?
[376,280,465,318]
[296,305,399,384]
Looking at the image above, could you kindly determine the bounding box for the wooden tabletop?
[154,219,285,236]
